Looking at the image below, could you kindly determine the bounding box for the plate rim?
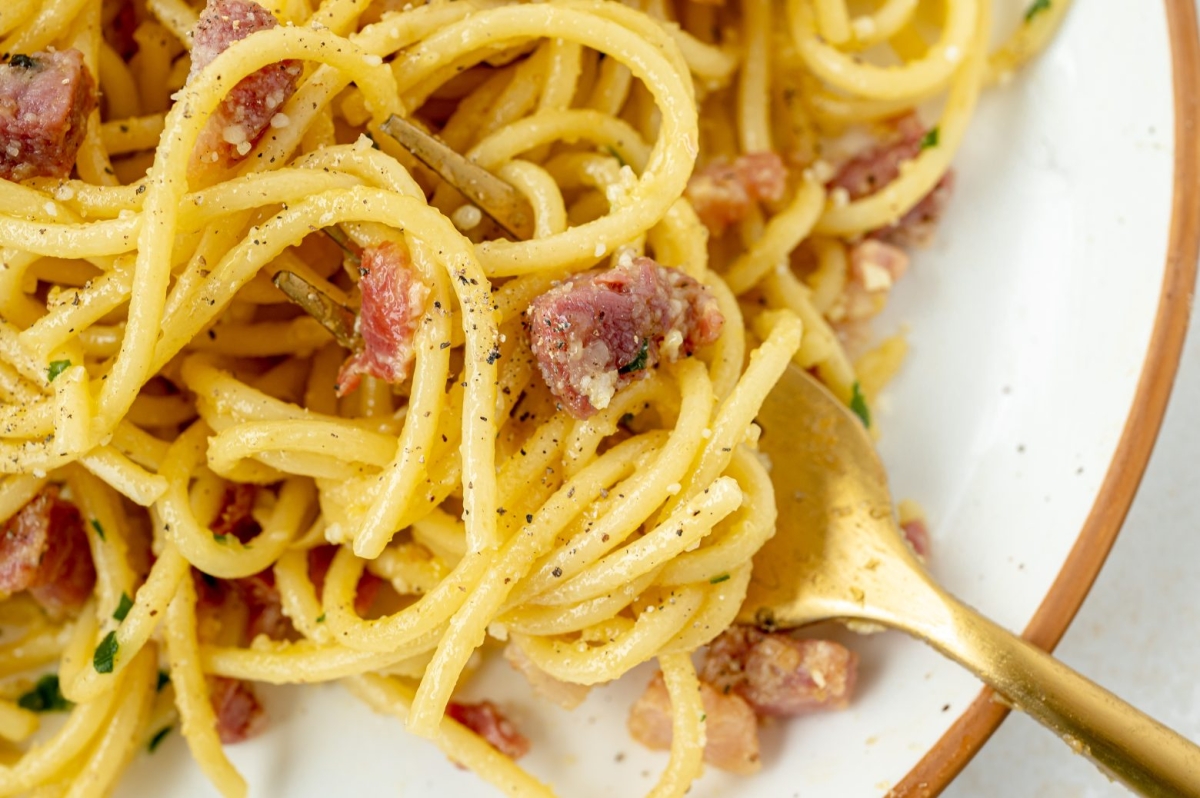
[888,1,1200,794]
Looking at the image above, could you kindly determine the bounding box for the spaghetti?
[0,0,1067,795]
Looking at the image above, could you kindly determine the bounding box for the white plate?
[116,1,1194,795]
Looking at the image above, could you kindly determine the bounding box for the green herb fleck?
[849,382,871,428]
[148,726,172,753]
[316,613,326,623]
[93,631,118,674]
[709,574,731,584]
[213,533,228,544]
[1024,0,1051,22]
[46,360,71,382]
[90,518,105,541]
[699,713,707,723]
[113,592,133,622]
[618,339,650,375]
[156,670,171,692]
[919,127,940,151]
[17,674,72,712]
[605,146,626,168]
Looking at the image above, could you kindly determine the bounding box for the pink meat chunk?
[829,113,954,247]
[686,151,787,234]
[839,238,911,322]
[336,241,429,397]
[209,675,267,744]
[189,0,302,166]
[701,626,858,717]
[527,256,724,419]
[628,671,761,775]
[446,700,530,759]
[0,486,96,618]
[901,517,931,561]
[0,50,97,182]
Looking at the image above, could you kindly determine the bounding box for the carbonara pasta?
[0,0,1069,795]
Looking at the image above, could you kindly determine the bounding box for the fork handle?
[905,590,1200,797]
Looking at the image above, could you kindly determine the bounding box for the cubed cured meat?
[527,255,724,418]
[336,241,429,397]
[0,50,97,182]
[686,151,787,234]
[0,487,96,617]
[209,675,267,744]
[701,626,857,717]
[838,238,910,322]
[829,114,954,246]
[628,671,761,775]
[189,0,302,166]
[446,700,530,759]
[901,517,931,561]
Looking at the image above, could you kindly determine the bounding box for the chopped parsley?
[93,631,119,674]
[212,533,229,544]
[46,360,71,382]
[849,382,871,428]
[147,726,172,753]
[605,146,627,167]
[113,592,133,622]
[316,613,326,623]
[157,670,171,692]
[1024,0,1051,22]
[699,713,706,723]
[17,674,72,712]
[919,127,940,151]
[90,518,105,541]
[709,574,731,584]
[618,339,650,375]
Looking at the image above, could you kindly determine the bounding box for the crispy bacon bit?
[0,487,96,618]
[527,255,724,418]
[838,238,911,322]
[829,114,953,246]
[504,643,590,710]
[446,700,530,759]
[901,517,931,561]
[0,50,97,182]
[686,151,787,234]
[307,545,383,617]
[212,483,260,543]
[701,627,857,717]
[628,672,761,775]
[209,675,268,744]
[189,0,302,167]
[336,241,429,397]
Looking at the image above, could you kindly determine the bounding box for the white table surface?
[945,293,1200,794]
